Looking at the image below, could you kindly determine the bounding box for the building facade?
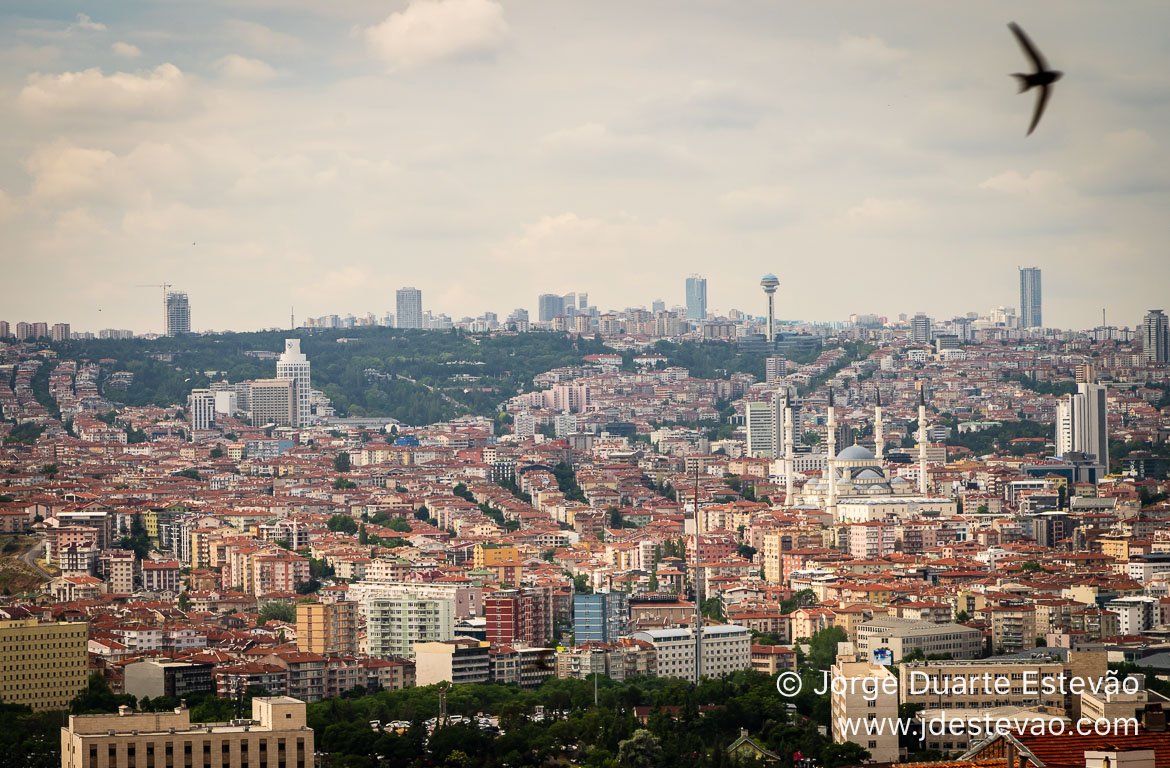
[275,340,311,428]
[165,291,190,336]
[395,287,423,329]
[685,275,707,321]
[1142,309,1169,365]
[0,618,88,711]
[1019,267,1042,328]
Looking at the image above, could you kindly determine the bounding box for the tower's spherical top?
[760,273,780,292]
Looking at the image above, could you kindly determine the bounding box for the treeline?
[50,329,608,425]
[307,671,868,768]
[945,420,1053,457]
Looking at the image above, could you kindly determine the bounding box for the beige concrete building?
[414,639,490,686]
[829,656,899,762]
[61,697,313,768]
[855,617,983,662]
[0,618,88,711]
[296,601,356,656]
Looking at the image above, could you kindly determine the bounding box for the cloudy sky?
[2,1,1168,334]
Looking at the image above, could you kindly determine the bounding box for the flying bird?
[1008,22,1062,136]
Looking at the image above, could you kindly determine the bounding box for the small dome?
[855,468,884,480]
[836,444,875,461]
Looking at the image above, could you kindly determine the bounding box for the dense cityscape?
[4,2,1170,768]
[2,265,1170,768]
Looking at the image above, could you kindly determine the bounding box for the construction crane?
[136,283,172,333]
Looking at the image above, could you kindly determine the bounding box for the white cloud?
[846,197,921,228]
[24,141,116,202]
[839,34,908,65]
[980,169,1063,196]
[18,64,188,115]
[111,42,141,58]
[216,54,277,83]
[71,13,106,32]
[363,0,507,70]
[223,19,303,54]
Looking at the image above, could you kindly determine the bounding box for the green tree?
[616,729,663,768]
[327,514,359,534]
[804,626,848,671]
[71,672,136,714]
[257,601,296,625]
[333,452,351,472]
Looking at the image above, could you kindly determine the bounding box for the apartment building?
[61,698,313,768]
[0,617,88,711]
[829,657,899,762]
[414,639,491,686]
[364,595,454,658]
[295,601,357,656]
[630,624,751,682]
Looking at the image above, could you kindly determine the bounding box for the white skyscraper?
[165,291,190,336]
[396,287,424,329]
[276,339,311,427]
[1055,382,1108,469]
[188,389,216,433]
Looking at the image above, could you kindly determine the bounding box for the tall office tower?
[1056,382,1109,468]
[165,291,190,336]
[538,293,564,322]
[276,338,312,427]
[1142,309,1169,365]
[685,275,707,321]
[744,400,775,458]
[1019,267,1042,328]
[395,287,423,329]
[651,299,666,314]
[188,389,216,432]
[577,293,588,310]
[248,378,295,427]
[910,313,932,343]
[50,323,70,342]
[760,273,779,343]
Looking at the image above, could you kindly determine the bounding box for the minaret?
[760,274,780,344]
[917,387,929,495]
[825,389,837,518]
[874,388,885,462]
[784,390,796,505]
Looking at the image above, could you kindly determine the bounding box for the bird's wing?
[1027,84,1051,136]
[1008,22,1048,71]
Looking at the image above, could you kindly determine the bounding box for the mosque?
[782,389,957,523]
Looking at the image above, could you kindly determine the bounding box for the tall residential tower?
[165,291,190,336]
[1019,267,1042,329]
[276,338,312,427]
[396,287,423,329]
[1142,309,1169,365]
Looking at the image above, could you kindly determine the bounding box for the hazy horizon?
[2,1,1168,333]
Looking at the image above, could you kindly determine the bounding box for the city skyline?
[1,3,1168,331]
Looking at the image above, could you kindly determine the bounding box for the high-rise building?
[0,320,9,338]
[685,275,707,321]
[1141,309,1169,365]
[1056,382,1109,469]
[364,595,454,658]
[166,291,190,336]
[14,321,31,340]
[51,323,71,342]
[30,321,48,339]
[0,618,88,711]
[276,339,311,427]
[484,588,554,647]
[630,625,751,682]
[573,591,630,643]
[395,287,423,329]
[745,401,774,459]
[188,389,216,432]
[248,378,296,427]
[1019,267,1042,328]
[538,293,564,322]
[296,601,357,656]
[910,313,932,344]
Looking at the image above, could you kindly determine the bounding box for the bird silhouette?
[1008,22,1062,136]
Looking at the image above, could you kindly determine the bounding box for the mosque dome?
[836,444,875,461]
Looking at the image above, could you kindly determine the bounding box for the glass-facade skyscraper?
[1019,267,1042,328]
[685,275,707,321]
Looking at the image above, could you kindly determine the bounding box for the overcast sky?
[1,1,1168,334]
